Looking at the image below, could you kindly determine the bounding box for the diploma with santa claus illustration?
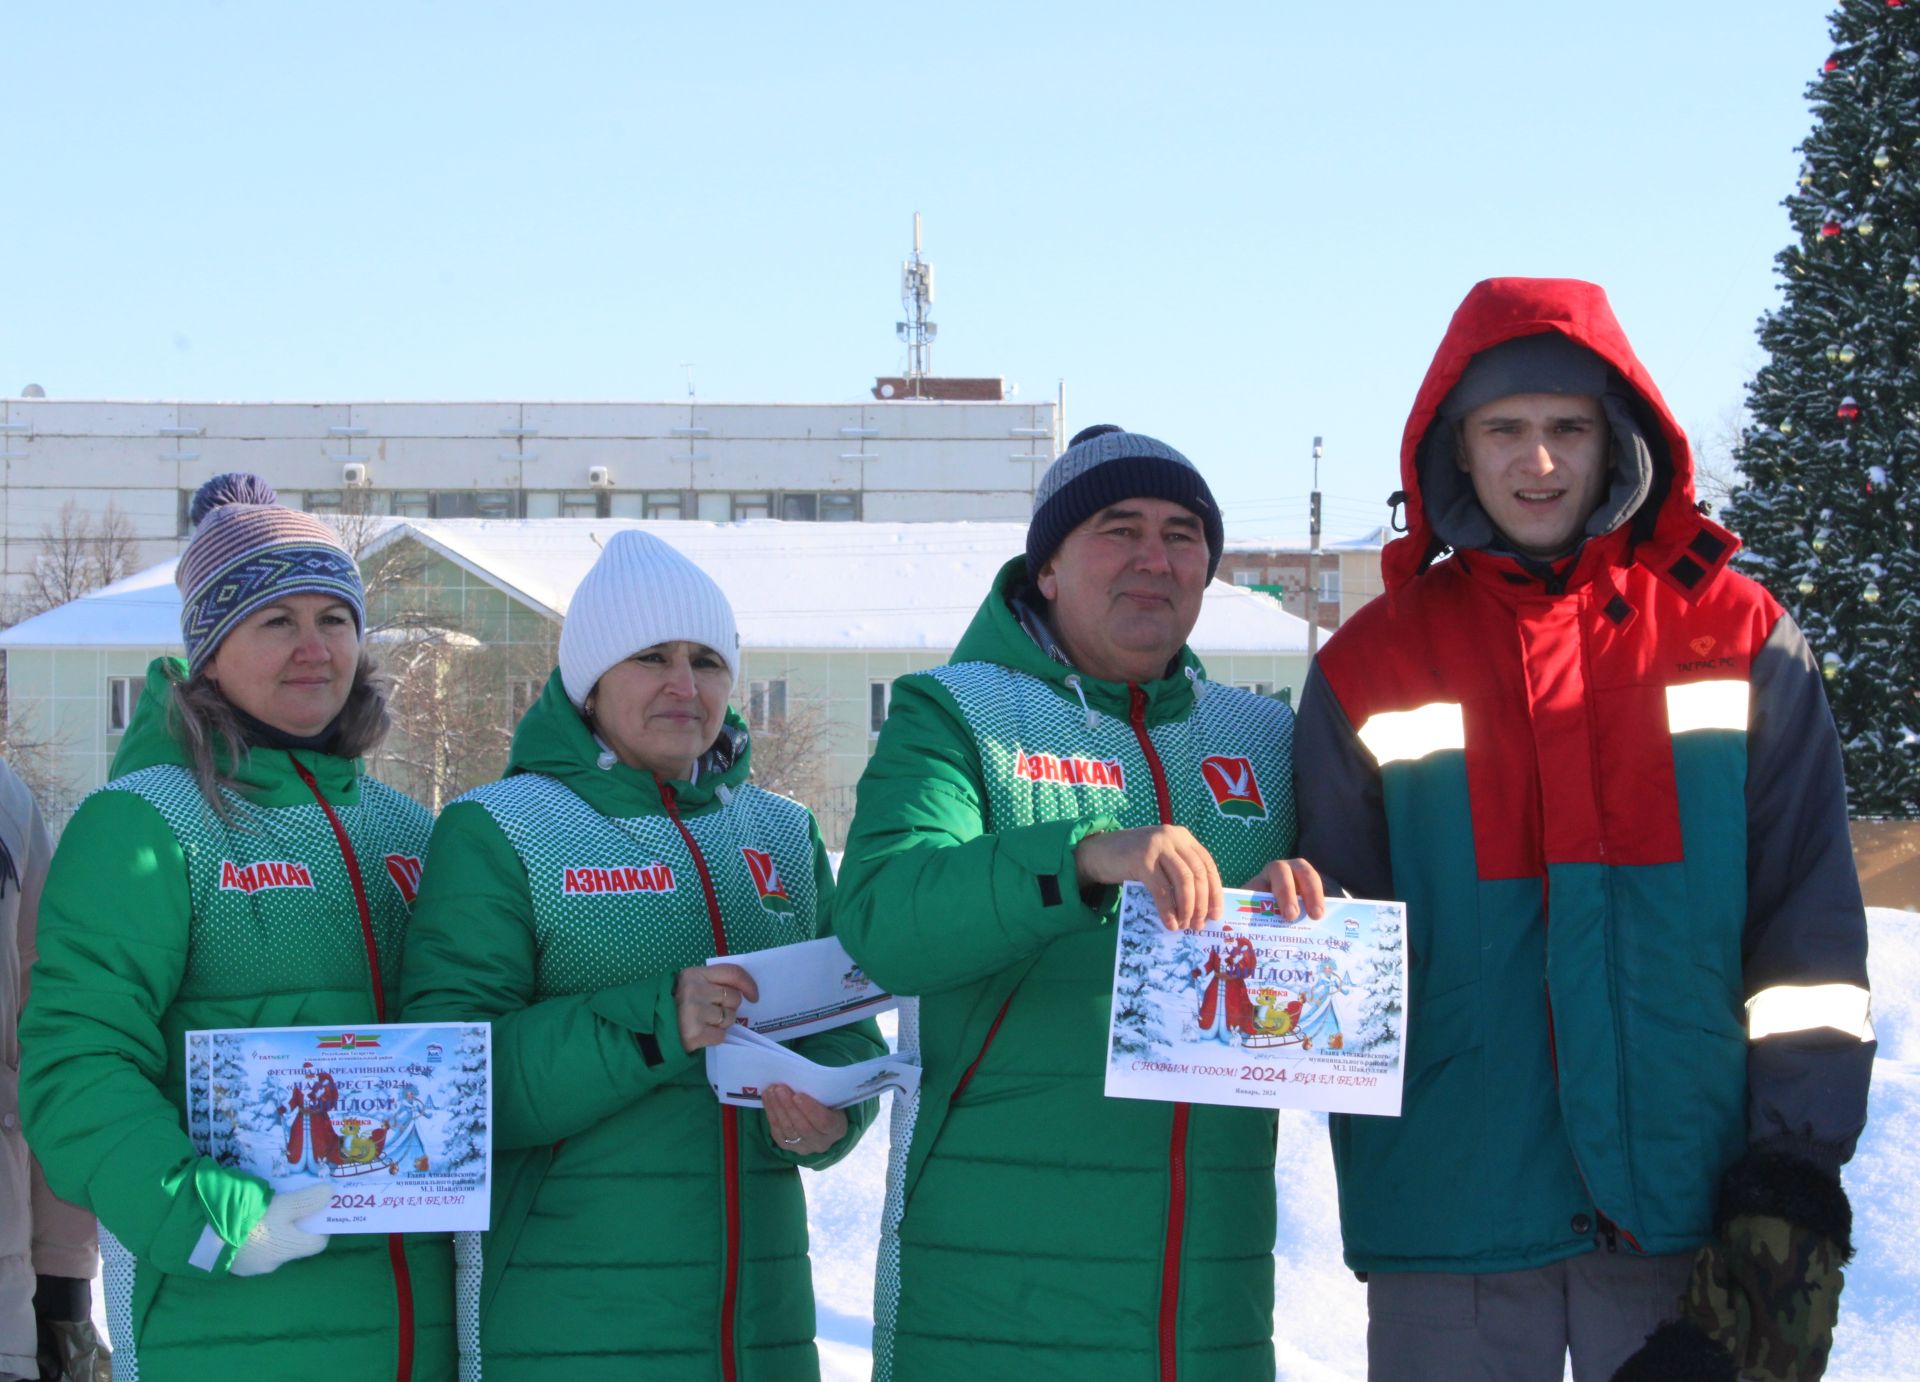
[185,1021,492,1233]
[1104,882,1408,1117]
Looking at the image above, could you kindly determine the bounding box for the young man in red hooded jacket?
[1293,278,1873,1382]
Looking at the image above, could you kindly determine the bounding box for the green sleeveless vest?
[462,772,820,989]
[929,663,1296,879]
[108,763,426,1010]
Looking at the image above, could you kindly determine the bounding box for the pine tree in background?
[1731,0,1920,817]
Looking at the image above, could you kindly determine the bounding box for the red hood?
[1383,277,1722,594]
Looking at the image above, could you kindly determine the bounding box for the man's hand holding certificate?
[1105,882,1408,1117]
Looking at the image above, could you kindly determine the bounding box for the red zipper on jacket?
[1127,684,1186,1382]
[291,757,415,1382]
[661,782,742,1382]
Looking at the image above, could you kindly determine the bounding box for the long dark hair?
[166,652,392,810]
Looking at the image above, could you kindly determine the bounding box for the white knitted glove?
[230,1183,332,1278]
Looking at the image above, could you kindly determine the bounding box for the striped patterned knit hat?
[1027,424,1224,580]
[176,473,365,671]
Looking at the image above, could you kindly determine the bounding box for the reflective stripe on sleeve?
[1665,679,1749,735]
[1746,983,1875,1042]
[1356,702,1466,767]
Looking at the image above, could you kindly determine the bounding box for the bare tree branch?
[11,499,142,621]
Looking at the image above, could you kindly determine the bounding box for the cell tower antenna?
[895,212,937,395]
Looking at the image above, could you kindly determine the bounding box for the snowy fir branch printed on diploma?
[1105,883,1408,1116]
[186,1022,492,1233]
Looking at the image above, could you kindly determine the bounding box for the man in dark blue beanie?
[837,423,1322,1381]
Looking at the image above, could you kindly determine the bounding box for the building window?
[1231,569,1257,587]
[695,492,731,522]
[304,490,345,515]
[1317,569,1342,605]
[732,493,773,521]
[556,491,601,518]
[748,678,787,732]
[819,492,859,522]
[644,491,685,520]
[108,675,140,732]
[780,493,818,522]
[1234,681,1275,698]
[389,490,432,518]
[869,679,892,736]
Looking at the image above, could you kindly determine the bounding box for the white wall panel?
[692,441,860,491]
[348,403,523,437]
[863,490,1031,521]
[180,403,352,438]
[520,403,698,438]
[7,402,179,436]
[520,440,693,490]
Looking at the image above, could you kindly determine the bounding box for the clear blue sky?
[1,1,1834,539]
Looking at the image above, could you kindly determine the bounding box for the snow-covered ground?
[808,907,1919,1381]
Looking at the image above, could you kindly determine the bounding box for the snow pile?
[807,909,1919,1380]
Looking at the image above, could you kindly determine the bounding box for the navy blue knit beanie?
[1026,425,1223,580]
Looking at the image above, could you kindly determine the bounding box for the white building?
[0,395,1060,605]
[0,519,1310,844]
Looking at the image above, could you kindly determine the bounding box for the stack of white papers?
[703,935,919,1110]
[707,1023,921,1110]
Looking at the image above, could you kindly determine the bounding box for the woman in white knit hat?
[400,529,884,1381]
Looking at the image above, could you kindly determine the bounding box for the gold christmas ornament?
[1862,584,1882,604]
[1839,344,1858,365]
[1874,146,1893,170]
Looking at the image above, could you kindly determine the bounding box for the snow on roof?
[1221,525,1393,554]
[2,519,1310,655]
[0,557,186,649]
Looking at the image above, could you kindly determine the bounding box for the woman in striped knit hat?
[20,474,454,1381]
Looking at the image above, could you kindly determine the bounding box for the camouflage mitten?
[1612,1151,1852,1382]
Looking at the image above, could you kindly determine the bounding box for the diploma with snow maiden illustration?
[1105,883,1408,1117]
[186,1021,492,1234]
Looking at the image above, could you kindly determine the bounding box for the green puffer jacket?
[399,670,882,1382]
[837,559,1300,1382]
[18,657,454,1382]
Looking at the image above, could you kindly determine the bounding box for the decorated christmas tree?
[1729,0,1920,816]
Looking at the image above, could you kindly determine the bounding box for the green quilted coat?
[399,670,882,1381]
[838,559,1301,1382]
[19,657,455,1382]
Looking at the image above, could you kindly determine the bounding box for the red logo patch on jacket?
[218,859,315,893]
[741,847,796,915]
[1014,751,1126,790]
[1200,755,1267,821]
[384,854,423,905]
[562,863,676,895]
